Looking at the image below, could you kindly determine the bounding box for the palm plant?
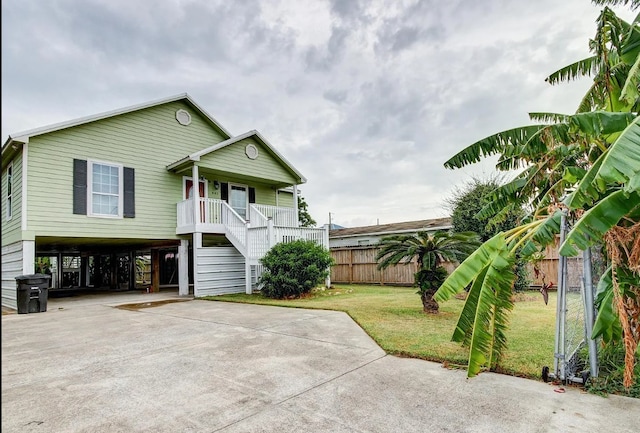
[435,2,640,383]
[376,231,480,313]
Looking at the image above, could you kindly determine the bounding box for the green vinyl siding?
[26,101,227,239]
[277,190,294,207]
[198,137,298,185]
[206,176,281,207]
[1,152,22,245]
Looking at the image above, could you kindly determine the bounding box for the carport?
[34,236,189,294]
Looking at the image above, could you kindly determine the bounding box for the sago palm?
[376,231,480,313]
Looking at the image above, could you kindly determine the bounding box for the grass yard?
[203,285,556,379]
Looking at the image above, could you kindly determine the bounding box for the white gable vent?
[245,143,259,159]
[175,109,192,126]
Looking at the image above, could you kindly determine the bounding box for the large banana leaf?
[452,266,487,346]
[592,289,620,344]
[568,111,636,137]
[564,154,606,208]
[434,234,506,302]
[453,251,515,377]
[444,126,545,169]
[545,56,597,85]
[592,267,621,344]
[560,190,640,256]
[593,116,640,188]
[620,53,640,104]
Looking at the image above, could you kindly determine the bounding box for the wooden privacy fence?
[330,246,455,286]
[331,241,572,288]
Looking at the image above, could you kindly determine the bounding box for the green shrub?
[585,341,640,398]
[259,240,333,299]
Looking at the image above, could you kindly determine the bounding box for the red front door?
[185,179,206,223]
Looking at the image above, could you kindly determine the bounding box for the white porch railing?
[274,227,326,246]
[177,198,225,227]
[221,201,247,252]
[177,199,195,227]
[251,204,297,227]
[249,205,269,227]
[177,198,328,260]
[177,199,298,229]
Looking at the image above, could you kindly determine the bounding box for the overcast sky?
[2,0,635,228]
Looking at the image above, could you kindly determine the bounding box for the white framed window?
[88,160,123,218]
[229,183,248,219]
[6,162,13,220]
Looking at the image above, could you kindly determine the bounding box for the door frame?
[182,176,208,200]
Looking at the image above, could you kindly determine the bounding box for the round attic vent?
[245,144,259,160]
[175,109,192,126]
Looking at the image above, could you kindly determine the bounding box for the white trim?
[3,93,232,152]
[21,143,28,230]
[293,184,299,228]
[22,240,35,275]
[182,176,208,200]
[87,159,124,218]
[178,239,189,296]
[5,161,13,221]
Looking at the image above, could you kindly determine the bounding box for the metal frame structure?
[544,212,599,384]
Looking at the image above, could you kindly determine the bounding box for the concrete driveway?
[2,293,639,433]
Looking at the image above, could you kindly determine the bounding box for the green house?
[1,94,328,309]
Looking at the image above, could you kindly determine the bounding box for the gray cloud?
[2,0,634,228]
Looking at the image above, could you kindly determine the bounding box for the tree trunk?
[421,288,439,314]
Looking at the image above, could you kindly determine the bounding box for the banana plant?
[438,4,640,380]
[561,116,640,389]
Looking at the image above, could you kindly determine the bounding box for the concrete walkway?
[2,293,638,432]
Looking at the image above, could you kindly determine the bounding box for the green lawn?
[202,285,556,379]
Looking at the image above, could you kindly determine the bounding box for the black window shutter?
[249,187,256,204]
[221,183,229,202]
[123,167,135,218]
[73,159,87,215]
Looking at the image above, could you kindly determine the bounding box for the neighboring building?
[1,93,328,309]
[329,218,452,248]
[329,218,453,286]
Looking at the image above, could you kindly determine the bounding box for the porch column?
[267,217,275,248]
[193,232,202,296]
[293,184,299,227]
[178,239,189,296]
[151,249,160,293]
[22,240,35,275]
[192,164,200,229]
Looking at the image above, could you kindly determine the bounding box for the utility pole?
[329,212,333,229]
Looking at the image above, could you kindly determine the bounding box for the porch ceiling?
[35,236,182,253]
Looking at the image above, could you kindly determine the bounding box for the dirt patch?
[115,299,192,311]
[2,308,16,315]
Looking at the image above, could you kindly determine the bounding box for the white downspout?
[245,222,252,294]
[178,239,189,296]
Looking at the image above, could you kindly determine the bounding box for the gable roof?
[329,217,452,239]
[166,129,307,184]
[2,93,232,153]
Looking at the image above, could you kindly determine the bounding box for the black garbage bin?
[16,274,51,314]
